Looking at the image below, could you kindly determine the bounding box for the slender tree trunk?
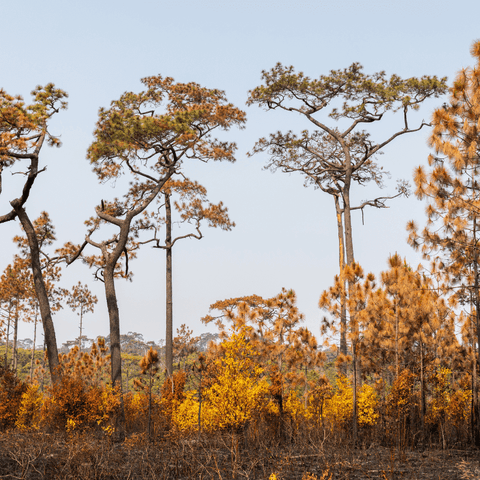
[30,309,37,382]
[342,186,355,266]
[352,339,358,445]
[40,340,46,392]
[420,340,425,447]
[148,369,153,440]
[304,365,309,409]
[472,332,478,444]
[79,307,84,352]
[198,370,203,434]
[341,178,359,443]
[12,302,18,374]
[395,299,399,380]
[104,262,126,440]
[473,218,480,445]
[4,308,10,369]
[14,206,60,384]
[334,196,348,365]
[165,192,173,377]
[474,282,480,446]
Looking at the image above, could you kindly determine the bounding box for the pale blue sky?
[1,0,479,346]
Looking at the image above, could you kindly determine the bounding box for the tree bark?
[4,307,10,369]
[30,309,37,382]
[420,340,425,447]
[79,306,84,352]
[334,196,347,363]
[341,168,358,444]
[14,206,60,384]
[352,339,358,445]
[395,299,399,380]
[342,183,355,266]
[473,218,480,445]
[12,303,18,374]
[103,262,126,440]
[165,192,173,377]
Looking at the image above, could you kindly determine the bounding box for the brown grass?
[0,427,478,480]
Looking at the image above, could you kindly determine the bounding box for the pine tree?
[248,64,447,358]
[0,86,67,383]
[137,176,234,376]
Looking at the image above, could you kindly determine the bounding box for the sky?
[1,0,479,348]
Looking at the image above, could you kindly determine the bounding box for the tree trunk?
[395,299,399,380]
[165,192,173,377]
[420,340,425,447]
[104,262,126,440]
[79,307,84,352]
[352,339,358,445]
[198,370,203,434]
[4,307,10,369]
[342,186,355,266]
[12,302,18,374]
[472,334,478,445]
[334,196,347,364]
[14,206,60,384]
[342,179,359,444]
[30,309,38,382]
[474,281,480,446]
[473,218,480,445]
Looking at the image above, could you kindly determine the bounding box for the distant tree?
[0,85,67,383]
[139,176,234,375]
[248,63,447,358]
[172,324,199,372]
[0,258,30,373]
[65,282,98,351]
[139,347,160,440]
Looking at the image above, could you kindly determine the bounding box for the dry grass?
[0,428,478,480]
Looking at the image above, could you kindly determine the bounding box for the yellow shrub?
[357,383,379,426]
[323,376,379,427]
[172,391,199,432]
[427,367,451,426]
[15,384,43,431]
[285,390,309,421]
[172,330,269,432]
[447,388,471,427]
[323,376,352,426]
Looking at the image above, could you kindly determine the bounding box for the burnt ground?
[0,432,479,479]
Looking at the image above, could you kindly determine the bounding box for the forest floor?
[0,432,479,479]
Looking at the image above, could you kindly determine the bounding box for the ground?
[0,432,479,479]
